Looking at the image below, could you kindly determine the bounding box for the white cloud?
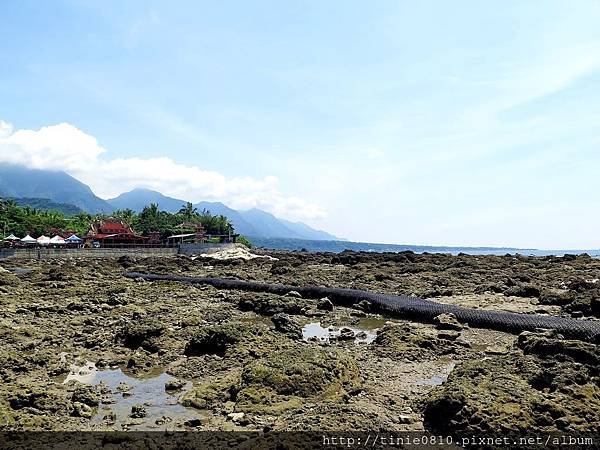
[0,120,326,220]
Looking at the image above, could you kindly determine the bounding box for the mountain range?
[0,164,340,240]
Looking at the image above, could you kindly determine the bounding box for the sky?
[1,1,600,249]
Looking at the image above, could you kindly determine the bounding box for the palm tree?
[178,202,198,221]
[113,208,135,226]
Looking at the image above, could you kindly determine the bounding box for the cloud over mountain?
[0,119,326,221]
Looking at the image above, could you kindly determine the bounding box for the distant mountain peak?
[0,163,113,213]
[1,163,344,241]
[107,189,187,213]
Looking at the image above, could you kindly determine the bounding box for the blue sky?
[1,1,600,248]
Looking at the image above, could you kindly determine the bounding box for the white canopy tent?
[3,234,20,241]
[49,235,66,245]
[37,235,51,245]
[21,235,37,244]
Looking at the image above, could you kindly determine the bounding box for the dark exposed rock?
[270,262,289,275]
[130,403,147,418]
[71,385,99,407]
[46,267,66,282]
[434,313,464,331]
[538,288,573,306]
[165,379,187,391]
[568,278,598,293]
[271,313,302,339]
[184,418,203,427]
[516,331,599,367]
[238,299,255,311]
[9,387,72,414]
[474,283,504,294]
[184,323,255,356]
[118,317,165,350]
[504,285,541,298]
[72,402,93,419]
[118,255,136,268]
[338,327,355,340]
[316,297,334,311]
[355,299,372,312]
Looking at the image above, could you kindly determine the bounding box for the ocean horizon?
[248,236,600,257]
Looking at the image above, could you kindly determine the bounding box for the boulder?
[338,327,355,340]
[504,285,541,298]
[72,402,93,419]
[316,297,334,311]
[130,404,147,418]
[271,313,302,339]
[118,317,165,350]
[434,313,464,331]
[184,323,254,356]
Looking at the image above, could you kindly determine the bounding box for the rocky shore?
[0,250,598,436]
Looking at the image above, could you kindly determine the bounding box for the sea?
[248,237,600,258]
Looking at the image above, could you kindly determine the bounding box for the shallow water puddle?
[63,361,200,429]
[302,322,378,344]
[415,362,456,386]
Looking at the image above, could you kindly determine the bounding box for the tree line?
[112,202,235,238]
[0,198,247,244]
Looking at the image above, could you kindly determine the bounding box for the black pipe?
[123,271,600,342]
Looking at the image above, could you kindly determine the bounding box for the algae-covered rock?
[235,347,360,412]
[424,353,543,434]
[182,369,242,409]
[271,314,302,339]
[118,317,165,350]
[504,284,540,298]
[424,333,600,436]
[317,297,334,311]
[8,385,72,415]
[0,271,20,287]
[70,385,100,407]
[374,323,459,359]
[239,293,312,316]
[184,323,257,356]
[516,331,599,367]
[538,288,573,306]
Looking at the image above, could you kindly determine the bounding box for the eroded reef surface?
[0,250,598,435]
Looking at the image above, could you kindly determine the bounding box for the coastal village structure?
[86,219,150,248]
[2,218,237,249]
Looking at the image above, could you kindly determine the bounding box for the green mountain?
[108,188,188,213]
[9,197,83,216]
[0,164,113,213]
[2,165,342,241]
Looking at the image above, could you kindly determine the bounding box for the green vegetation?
[0,198,92,237]
[237,235,253,248]
[10,197,83,216]
[0,198,252,245]
[123,202,235,238]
